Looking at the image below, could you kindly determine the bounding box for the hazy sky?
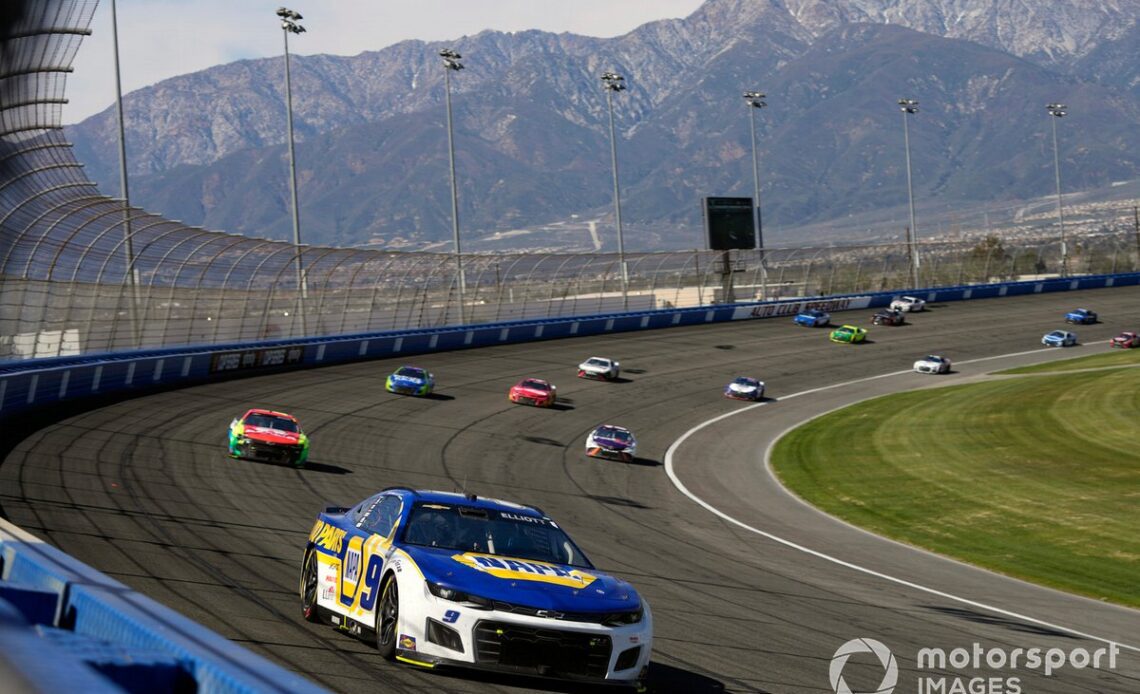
[64,0,707,124]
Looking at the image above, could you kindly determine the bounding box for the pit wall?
[0,272,1134,693]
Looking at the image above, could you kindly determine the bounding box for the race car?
[890,295,926,312]
[386,366,435,396]
[793,309,831,327]
[1065,308,1097,324]
[300,488,652,687]
[913,355,952,374]
[1042,330,1077,347]
[228,408,309,466]
[829,325,867,344]
[1110,331,1140,348]
[508,378,557,407]
[724,376,765,401]
[577,356,620,381]
[585,425,638,462]
[871,309,906,326]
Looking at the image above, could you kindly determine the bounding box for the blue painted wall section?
[0,520,329,694]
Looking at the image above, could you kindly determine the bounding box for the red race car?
[228,408,310,466]
[1110,331,1140,348]
[508,377,557,407]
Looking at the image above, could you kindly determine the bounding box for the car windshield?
[1048,331,1065,338]
[597,427,632,442]
[402,502,593,568]
[395,367,423,378]
[244,414,298,432]
[926,356,941,362]
[521,379,549,390]
[586,358,609,367]
[734,377,756,386]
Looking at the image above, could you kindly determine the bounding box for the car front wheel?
[300,551,321,622]
[375,575,399,659]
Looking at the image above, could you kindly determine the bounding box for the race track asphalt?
[2,287,1139,693]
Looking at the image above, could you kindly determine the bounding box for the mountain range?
[65,0,1140,251]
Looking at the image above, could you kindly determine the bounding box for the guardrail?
[0,519,328,694]
[0,271,1136,693]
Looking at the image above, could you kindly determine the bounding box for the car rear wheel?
[300,551,321,622]
[375,575,399,659]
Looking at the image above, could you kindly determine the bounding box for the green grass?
[998,347,1140,374]
[771,370,1140,607]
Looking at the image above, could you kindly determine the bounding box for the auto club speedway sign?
[732,296,874,321]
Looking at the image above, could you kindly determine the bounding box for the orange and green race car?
[228,408,309,467]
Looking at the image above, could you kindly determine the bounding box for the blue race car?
[386,365,434,396]
[1042,330,1077,347]
[300,488,653,686]
[794,309,831,327]
[1065,308,1097,325]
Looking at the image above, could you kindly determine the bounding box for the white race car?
[890,295,926,312]
[301,489,653,687]
[577,356,620,380]
[724,376,765,401]
[585,424,638,462]
[913,355,951,374]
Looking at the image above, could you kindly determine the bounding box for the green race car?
[829,324,867,344]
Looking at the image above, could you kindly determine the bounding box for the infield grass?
[771,368,1140,607]
[998,346,1140,374]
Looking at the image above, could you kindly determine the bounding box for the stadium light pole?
[440,48,466,324]
[899,98,920,289]
[1047,103,1069,277]
[602,71,628,309]
[277,7,306,333]
[111,0,140,347]
[743,90,768,299]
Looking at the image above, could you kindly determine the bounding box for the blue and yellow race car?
[300,488,653,686]
[385,366,435,396]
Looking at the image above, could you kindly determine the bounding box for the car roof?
[245,408,296,420]
[379,488,545,517]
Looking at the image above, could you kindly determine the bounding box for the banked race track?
[2,287,1139,693]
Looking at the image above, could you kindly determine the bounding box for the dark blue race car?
[1065,308,1097,325]
[300,488,652,685]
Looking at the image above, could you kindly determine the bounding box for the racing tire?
[300,551,321,623]
[375,574,399,660]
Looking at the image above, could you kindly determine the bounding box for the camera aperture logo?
[830,638,1121,694]
[831,638,899,694]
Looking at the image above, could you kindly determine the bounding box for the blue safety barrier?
[0,520,328,693]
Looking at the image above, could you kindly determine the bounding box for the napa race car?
[577,357,620,381]
[1110,331,1140,348]
[509,378,557,407]
[829,325,867,344]
[300,488,652,686]
[1042,330,1077,347]
[585,425,637,462]
[872,309,905,326]
[890,295,926,312]
[913,355,951,374]
[793,309,831,327]
[386,366,435,396]
[1065,308,1097,324]
[724,376,765,401]
[228,408,309,466]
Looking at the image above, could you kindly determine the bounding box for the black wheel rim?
[378,580,398,647]
[302,555,317,611]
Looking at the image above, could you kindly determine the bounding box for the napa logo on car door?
[452,552,597,588]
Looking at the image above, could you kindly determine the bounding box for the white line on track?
[663,346,1140,653]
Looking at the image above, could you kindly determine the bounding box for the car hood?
[729,383,758,391]
[390,375,425,385]
[401,545,640,612]
[580,363,609,370]
[513,386,551,397]
[242,426,301,444]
